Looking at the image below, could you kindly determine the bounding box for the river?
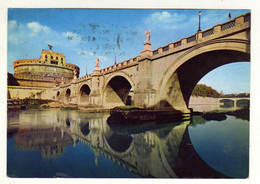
[7,108,249,178]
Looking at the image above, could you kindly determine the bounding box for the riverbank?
[16,100,110,113]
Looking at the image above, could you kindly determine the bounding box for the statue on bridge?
[94,57,100,72]
[48,44,53,51]
[145,29,150,43]
[141,29,152,55]
[95,57,99,66]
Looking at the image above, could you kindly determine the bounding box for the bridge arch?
[219,99,235,107]
[102,71,135,107]
[56,91,60,97]
[78,83,91,105]
[56,90,61,101]
[236,99,250,108]
[65,88,72,103]
[158,39,250,111]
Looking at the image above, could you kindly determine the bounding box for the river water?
[7,108,249,178]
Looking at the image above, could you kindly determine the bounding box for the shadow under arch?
[236,99,250,108]
[102,73,135,107]
[220,99,235,107]
[79,84,91,104]
[158,40,250,110]
[56,91,60,98]
[65,88,71,103]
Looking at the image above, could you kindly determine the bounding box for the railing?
[163,45,169,52]
[77,76,86,82]
[97,56,140,75]
[174,41,181,47]
[244,14,250,22]
[153,50,158,55]
[202,28,214,37]
[221,20,235,31]
[187,35,196,43]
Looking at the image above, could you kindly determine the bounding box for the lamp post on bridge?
[197,11,202,32]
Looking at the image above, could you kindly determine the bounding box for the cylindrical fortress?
[13,48,80,87]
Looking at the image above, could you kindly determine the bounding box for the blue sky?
[7,9,250,94]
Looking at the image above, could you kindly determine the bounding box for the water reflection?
[189,103,248,113]
[8,109,243,178]
[14,127,73,159]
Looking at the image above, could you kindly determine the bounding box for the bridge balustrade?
[202,28,214,38]
[163,45,169,52]
[187,35,197,43]
[153,50,159,55]
[221,20,236,31]
[244,14,250,22]
[174,41,182,47]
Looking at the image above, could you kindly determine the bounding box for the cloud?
[99,56,109,62]
[144,11,187,30]
[149,11,185,23]
[63,31,81,41]
[8,20,25,45]
[27,22,51,35]
[8,20,17,30]
[8,21,52,45]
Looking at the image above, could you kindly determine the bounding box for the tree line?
[192,84,220,98]
[192,84,250,98]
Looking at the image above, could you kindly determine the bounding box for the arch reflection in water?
[7,109,235,178]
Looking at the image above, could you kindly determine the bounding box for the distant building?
[220,91,224,96]
[12,47,80,88]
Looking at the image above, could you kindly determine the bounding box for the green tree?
[192,84,220,98]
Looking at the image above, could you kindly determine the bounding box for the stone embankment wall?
[189,96,218,105]
[8,86,55,100]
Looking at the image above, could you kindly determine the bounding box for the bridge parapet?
[75,74,93,82]
[98,56,140,76]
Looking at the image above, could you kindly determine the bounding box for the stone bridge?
[49,13,250,113]
[218,97,250,107]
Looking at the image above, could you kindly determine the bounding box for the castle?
[8,46,80,100]
[13,45,80,88]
